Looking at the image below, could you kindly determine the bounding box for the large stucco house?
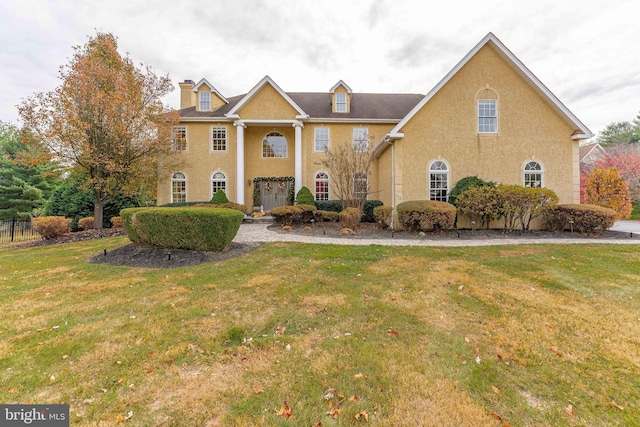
[157,33,593,214]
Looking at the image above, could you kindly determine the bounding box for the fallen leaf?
[353,373,364,380]
[115,414,125,424]
[253,387,264,394]
[387,329,399,337]
[354,410,369,421]
[323,387,336,400]
[565,404,574,416]
[490,412,503,422]
[610,400,624,411]
[276,402,292,418]
[348,395,359,402]
[441,300,447,306]
[516,357,527,366]
[326,407,342,419]
[492,385,500,395]
[124,411,133,420]
[8,388,17,393]
[313,422,322,427]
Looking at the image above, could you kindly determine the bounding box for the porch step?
[242,215,275,224]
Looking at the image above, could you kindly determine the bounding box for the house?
[579,141,608,170]
[158,33,593,217]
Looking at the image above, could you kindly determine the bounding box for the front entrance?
[254,177,294,212]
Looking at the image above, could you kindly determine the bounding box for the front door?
[257,178,293,212]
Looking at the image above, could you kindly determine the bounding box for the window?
[524,161,543,188]
[211,172,226,196]
[478,100,497,133]
[335,93,347,112]
[199,91,211,111]
[429,161,449,202]
[354,172,368,200]
[315,172,329,200]
[262,132,287,158]
[211,126,227,151]
[171,172,186,203]
[171,126,187,151]
[353,127,368,152]
[314,127,329,152]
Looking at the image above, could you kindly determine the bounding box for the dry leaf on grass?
[326,407,342,419]
[276,402,292,418]
[355,410,369,421]
[387,329,399,337]
[610,400,624,410]
[492,385,500,395]
[565,404,574,416]
[348,395,359,402]
[353,373,364,380]
[253,387,264,394]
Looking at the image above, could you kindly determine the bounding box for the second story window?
[353,127,368,152]
[211,126,227,151]
[262,132,287,158]
[335,93,347,112]
[314,127,329,152]
[478,100,497,133]
[199,91,211,111]
[171,126,187,151]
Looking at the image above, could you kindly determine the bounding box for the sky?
[1,0,639,138]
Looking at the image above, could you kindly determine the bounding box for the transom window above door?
[262,132,288,158]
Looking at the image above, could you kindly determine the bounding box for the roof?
[579,142,607,162]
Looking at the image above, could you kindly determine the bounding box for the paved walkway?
[234,221,640,247]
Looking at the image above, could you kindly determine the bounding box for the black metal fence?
[0,217,39,245]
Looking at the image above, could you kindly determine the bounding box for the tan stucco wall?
[394,44,579,205]
[237,83,300,119]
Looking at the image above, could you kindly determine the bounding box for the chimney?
[179,80,196,109]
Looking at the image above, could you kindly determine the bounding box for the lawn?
[1,238,639,426]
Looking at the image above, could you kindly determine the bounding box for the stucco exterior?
[158,33,592,218]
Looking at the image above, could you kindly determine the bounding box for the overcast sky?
[1,0,639,137]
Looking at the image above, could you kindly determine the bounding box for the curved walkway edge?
[233,223,640,247]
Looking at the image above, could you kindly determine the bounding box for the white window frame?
[428,160,449,202]
[211,171,227,197]
[335,93,347,112]
[171,126,187,151]
[314,127,329,152]
[354,172,368,200]
[262,132,288,158]
[315,172,329,201]
[353,127,368,153]
[478,100,497,133]
[171,172,187,203]
[523,160,544,188]
[199,91,211,111]
[211,126,227,152]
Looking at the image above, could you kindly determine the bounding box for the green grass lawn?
[1,238,639,426]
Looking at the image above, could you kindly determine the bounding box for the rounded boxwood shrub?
[397,200,456,231]
[210,189,230,204]
[120,207,243,251]
[32,216,72,240]
[373,205,393,229]
[295,186,315,206]
[543,204,617,233]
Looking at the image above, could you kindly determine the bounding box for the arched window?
[262,132,287,158]
[428,161,449,202]
[354,172,368,200]
[171,172,186,203]
[211,172,226,197]
[315,172,329,201]
[524,161,543,188]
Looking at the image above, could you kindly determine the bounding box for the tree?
[597,121,637,146]
[19,32,179,228]
[592,144,640,201]
[318,132,375,214]
[584,168,632,220]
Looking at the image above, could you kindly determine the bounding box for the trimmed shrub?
[373,205,393,229]
[455,185,499,229]
[397,200,456,231]
[448,176,496,206]
[297,204,317,223]
[339,207,360,230]
[110,216,123,229]
[120,207,243,251]
[32,216,72,240]
[314,199,383,222]
[208,202,248,213]
[159,201,209,207]
[314,210,339,222]
[270,204,316,225]
[314,200,342,213]
[295,186,315,206]
[77,217,94,231]
[120,207,153,244]
[544,204,617,233]
[496,185,558,232]
[210,189,230,204]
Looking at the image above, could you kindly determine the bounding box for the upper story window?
[428,160,449,202]
[335,93,347,112]
[171,126,187,151]
[199,91,211,111]
[524,161,543,188]
[314,127,329,152]
[171,172,186,203]
[211,126,227,151]
[315,172,329,201]
[478,100,497,133]
[262,132,288,158]
[353,127,368,152]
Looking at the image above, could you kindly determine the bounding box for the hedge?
[120,207,243,251]
[270,204,316,225]
[314,200,383,222]
[543,204,617,233]
[397,200,456,231]
[32,216,73,240]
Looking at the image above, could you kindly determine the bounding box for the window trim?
[523,160,544,188]
[262,132,288,158]
[335,93,347,112]
[314,127,330,152]
[211,171,227,198]
[171,172,187,203]
[428,160,450,202]
[314,171,329,201]
[171,126,187,151]
[352,127,368,153]
[354,172,368,201]
[211,126,227,152]
[199,91,211,111]
[478,99,498,134]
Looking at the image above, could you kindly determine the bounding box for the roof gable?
[330,80,353,93]
[226,75,307,118]
[193,78,228,105]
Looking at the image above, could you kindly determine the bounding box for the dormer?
[330,80,352,113]
[192,78,228,112]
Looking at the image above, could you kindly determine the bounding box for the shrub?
[455,185,499,229]
[544,204,617,233]
[209,202,247,213]
[270,205,301,226]
[295,186,315,206]
[313,210,340,222]
[496,185,558,232]
[448,176,496,206]
[297,204,317,223]
[210,189,230,204]
[339,207,361,230]
[120,207,243,251]
[373,206,393,229]
[397,200,456,231]
[584,168,632,220]
[77,217,95,231]
[314,199,382,222]
[32,216,72,240]
[110,216,123,229]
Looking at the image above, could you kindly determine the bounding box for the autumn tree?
[584,168,632,220]
[592,144,640,201]
[318,131,375,214]
[19,32,179,228]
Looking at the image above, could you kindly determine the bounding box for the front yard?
[1,238,639,426]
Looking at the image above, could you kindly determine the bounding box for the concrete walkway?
[234,222,640,247]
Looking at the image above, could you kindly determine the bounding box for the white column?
[234,122,246,205]
[293,121,303,195]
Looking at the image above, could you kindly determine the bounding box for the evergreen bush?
[543,204,617,233]
[295,186,315,206]
[210,189,230,204]
[397,200,456,231]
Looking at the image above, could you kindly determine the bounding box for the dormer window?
[335,93,347,113]
[199,92,211,111]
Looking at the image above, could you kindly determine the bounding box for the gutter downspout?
[382,134,396,232]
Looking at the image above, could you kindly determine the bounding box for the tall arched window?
[171,172,186,203]
[211,171,226,197]
[428,161,449,201]
[262,132,288,158]
[524,161,543,188]
[354,172,368,200]
[315,172,329,201]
